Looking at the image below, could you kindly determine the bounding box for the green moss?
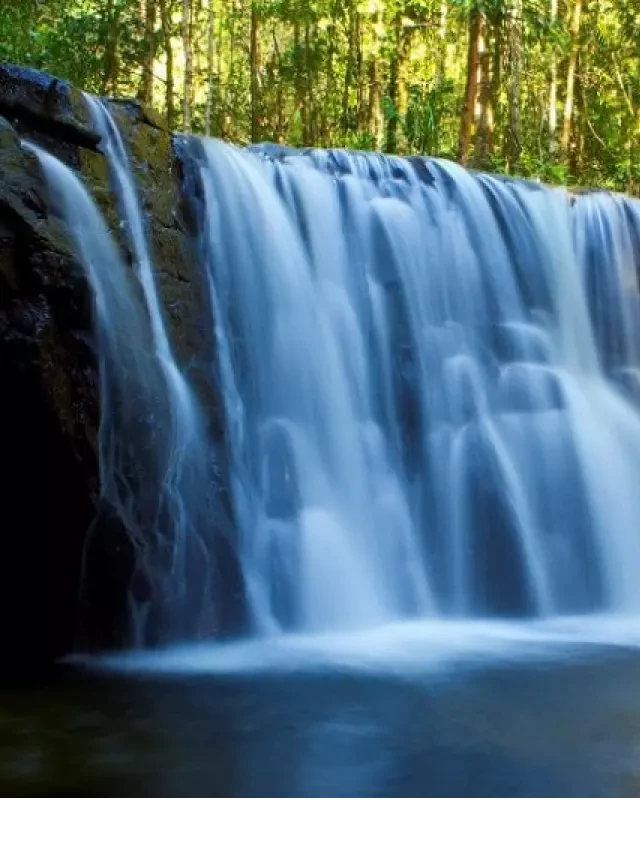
[78,147,109,189]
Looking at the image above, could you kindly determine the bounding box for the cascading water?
[189,140,433,633]
[26,103,640,647]
[188,141,640,630]
[23,122,229,645]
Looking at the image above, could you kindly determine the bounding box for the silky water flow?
[25,106,640,647]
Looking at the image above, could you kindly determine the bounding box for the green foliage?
[1,0,637,192]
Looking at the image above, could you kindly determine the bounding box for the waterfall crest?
[26,110,640,644]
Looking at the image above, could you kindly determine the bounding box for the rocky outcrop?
[0,64,236,673]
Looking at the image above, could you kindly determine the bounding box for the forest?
[1,1,639,192]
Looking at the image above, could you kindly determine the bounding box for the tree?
[250,2,260,142]
[561,0,583,157]
[505,0,522,170]
[182,0,193,132]
[204,0,216,135]
[102,0,121,95]
[138,0,157,104]
[3,0,637,191]
[548,0,559,155]
[458,7,483,166]
[158,0,175,128]
[472,11,493,169]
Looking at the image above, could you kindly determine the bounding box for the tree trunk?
[304,20,315,145]
[633,102,640,196]
[397,23,411,144]
[182,0,193,132]
[435,0,448,87]
[569,50,584,175]
[158,0,174,129]
[342,4,356,135]
[138,0,156,104]
[458,10,483,165]
[222,0,234,139]
[138,0,157,104]
[386,11,410,153]
[368,56,382,148]
[355,11,367,136]
[322,4,339,146]
[271,24,285,142]
[548,0,558,153]
[491,12,503,149]
[294,20,310,146]
[473,15,493,169]
[102,0,121,95]
[561,0,583,156]
[250,2,259,143]
[505,0,522,170]
[633,58,640,195]
[204,0,215,136]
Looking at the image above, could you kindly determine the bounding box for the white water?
[25,105,640,650]
[91,616,640,678]
[194,140,433,633]
[24,128,225,644]
[192,141,640,632]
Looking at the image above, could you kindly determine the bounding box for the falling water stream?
[24,104,640,653]
[24,115,224,646]
[11,98,640,796]
[190,141,640,633]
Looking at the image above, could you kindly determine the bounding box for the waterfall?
[189,143,640,628]
[25,107,640,646]
[23,131,227,645]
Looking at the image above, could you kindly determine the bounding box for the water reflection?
[3,642,640,796]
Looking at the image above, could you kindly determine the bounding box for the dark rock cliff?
[0,64,237,673]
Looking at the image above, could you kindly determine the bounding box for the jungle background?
[1,0,638,191]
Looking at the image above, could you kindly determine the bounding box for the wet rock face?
[0,64,99,152]
[0,109,99,673]
[0,64,236,672]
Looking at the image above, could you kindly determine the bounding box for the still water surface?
[3,620,640,796]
